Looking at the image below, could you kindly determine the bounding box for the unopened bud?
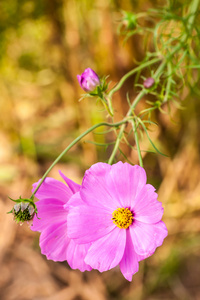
[8,196,37,223]
[143,77,155,89]
[77,68,100,92]
[122,11,137,30]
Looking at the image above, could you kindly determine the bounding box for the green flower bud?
[122,11,137,31]
[8,196,37,223]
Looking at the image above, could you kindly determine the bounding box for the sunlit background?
[0,0,200,299]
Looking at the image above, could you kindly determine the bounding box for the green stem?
[31,120,127,198]
[102,94,114,116]
[154,0,199,79]
[187,0,200,31]
[107,128,124,164]
[108,89,146,165]
[163,62,172,103]
[127,90,147,114]
[131,119,143,167]
[139,106,157,117]
[108,0,199,165]
[108,57,161,98]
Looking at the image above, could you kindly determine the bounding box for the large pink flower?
[31,171,92,272]
[67,162,168,281]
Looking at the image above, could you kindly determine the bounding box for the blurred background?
[0,0,200,299]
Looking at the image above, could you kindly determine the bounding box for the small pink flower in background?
[67,162,168,281]
[77,68,100,92]
[143,77,155,88]
[31,171,92,272]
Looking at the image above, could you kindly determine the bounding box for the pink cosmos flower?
[31,171,92,272]
[77,68,100,92]
[66,162,168,281]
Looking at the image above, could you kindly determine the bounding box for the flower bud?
[8,197,37,223]
[122,11,137,30]
[77,68,100,92]
[143,77,155,89]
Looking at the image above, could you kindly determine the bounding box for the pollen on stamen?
[112,207,133,229]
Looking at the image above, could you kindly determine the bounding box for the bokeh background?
[0,0,200,299]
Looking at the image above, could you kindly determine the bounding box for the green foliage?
[105,0,200,165]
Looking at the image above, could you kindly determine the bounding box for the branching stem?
[31,120,128,198]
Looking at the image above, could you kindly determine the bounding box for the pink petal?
[77,74,81,85]
[32,177,73,202]
[136,251,154,262]
[105,162,147,208]
[81,163,121,210]
[66,239,92,271]
[67,193,115,243]
[39,222,69,261]
[136,222,167,261]
[119,230,139,281]
[64,191,84,208]
[84,228,126,272]
[132,184,164,224]
[153,221,168,247]
[31,198,67,232]
[129,220,168,256]
[59,171,81,194]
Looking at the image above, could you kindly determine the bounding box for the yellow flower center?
[112,207,133,229]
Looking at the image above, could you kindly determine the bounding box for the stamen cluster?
[112,207,133,229]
